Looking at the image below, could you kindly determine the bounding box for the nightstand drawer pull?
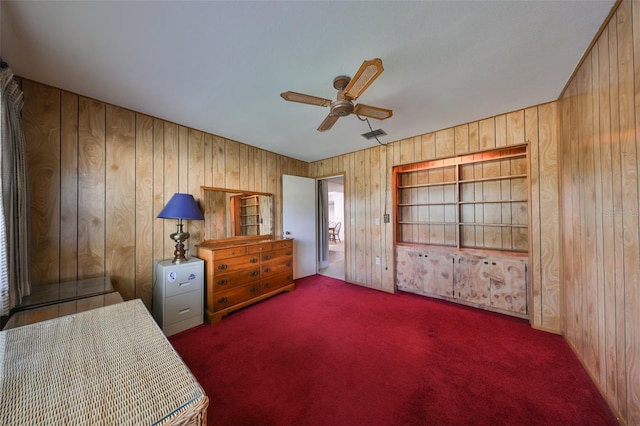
[263,255,272,260]
[179,308,191,315]
[218,296,228,303]
[218,279,228,285]
[250,258,258,263]
[286,251,292,256]
[218,264,228,270]
[250,286,259,293]
[264,268,270,273]
[250,271,259,277]
[264,283,271,288]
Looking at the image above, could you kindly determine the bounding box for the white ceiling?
[1,1,614,162]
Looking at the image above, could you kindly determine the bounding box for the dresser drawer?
[165,290,203,325]
[262,257,293,277]
[214,253,260,273]
[272,239,293,250]
[212,267,261,291]
[165,271,203,298]
[262,247,293,262]
[247,242,273,254]
[262,271,294,294]
[213,247,248,260]
[213,282,261,311]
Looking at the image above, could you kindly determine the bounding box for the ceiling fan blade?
[317,114,339,132]
[344,58,384,100]
[280,91,331,107]
[353,103,393,120]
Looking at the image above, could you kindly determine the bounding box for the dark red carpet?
[169,275,617,426]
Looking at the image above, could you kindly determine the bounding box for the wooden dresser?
[197,237,295,323]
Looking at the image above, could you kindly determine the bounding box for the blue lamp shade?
[157,193,204,221]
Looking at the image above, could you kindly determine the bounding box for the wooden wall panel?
[558,1,640,423]
[162,123,179,261]
[105,105,136,300]
[23,81,61,285]
[134,113,154,306]
[23,80,307,316]
[77,97,105,279]
[60,91,78,282]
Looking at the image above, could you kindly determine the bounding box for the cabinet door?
[422,251,454,298]
[395,248,424,293]
[454,255,490,305]
[489,259,527,314]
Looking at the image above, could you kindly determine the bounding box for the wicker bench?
[0,299,208,425]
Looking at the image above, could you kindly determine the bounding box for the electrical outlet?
[375,257,381,265]
[375,217,380,226]
[383,213,390,223]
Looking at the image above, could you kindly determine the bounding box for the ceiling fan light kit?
[280,58,393,132]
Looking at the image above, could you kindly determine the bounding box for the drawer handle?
[179,308,191,315]
[218,264,228,270]
[264,283,271,288]
[250,271,259,277]
[218,297,228,303]
[286,251,292,256]
[263,255,271,260]
[250,257,258,263]
[179,282,191,287]
[286,262,292,267]
[251,286,259,293]
[218,279,228,285]
[264,268,270,273]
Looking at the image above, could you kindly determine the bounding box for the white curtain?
[0,62,31,316]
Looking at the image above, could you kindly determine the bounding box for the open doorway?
[318,175,344,280]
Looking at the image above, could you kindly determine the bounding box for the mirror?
[200,186,274,242]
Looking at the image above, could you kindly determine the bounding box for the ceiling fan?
[280,58,393,132]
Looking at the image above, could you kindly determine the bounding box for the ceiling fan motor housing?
[331,99,354,116]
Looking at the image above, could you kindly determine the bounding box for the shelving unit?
[393,145,529,318]
[394,145,528,252]
[232,194,261,236]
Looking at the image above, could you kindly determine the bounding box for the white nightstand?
[153,257,204,336]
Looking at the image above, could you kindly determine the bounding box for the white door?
[283,175,317,279]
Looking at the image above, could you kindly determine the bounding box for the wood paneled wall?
[309,103,561,333]
[22,79,308,308]
[559,0,639,423]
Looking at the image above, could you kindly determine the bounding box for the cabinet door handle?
[218,296,228,303]
[250,271,259,277]
[218,264,228,270]
[218,279,228,285]
[250,258,258,263]
[179,308,191,315]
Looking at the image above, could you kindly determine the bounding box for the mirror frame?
[200,186,274,244]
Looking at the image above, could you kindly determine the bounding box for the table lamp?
[157,193,204,263]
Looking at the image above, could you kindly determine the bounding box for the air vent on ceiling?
[361,128,387,140]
